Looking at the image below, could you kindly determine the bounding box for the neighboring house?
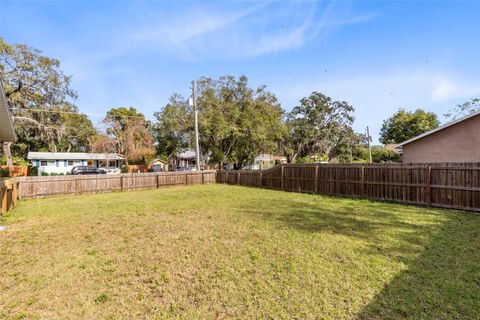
[169,148,210,170]
[396,110,480,163]
[151,159,168,172]
[28,152,124,175]
[0,83,16,143]
[253,153,287,170]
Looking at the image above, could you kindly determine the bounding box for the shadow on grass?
[356,213,480,320]
[237,190,480,319]
[240,192,441,258]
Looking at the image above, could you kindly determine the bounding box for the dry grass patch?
[0,184,479,319]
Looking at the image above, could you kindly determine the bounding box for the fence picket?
[216,163,480,213]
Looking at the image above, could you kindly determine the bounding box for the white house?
[28,152,124,175]
[169,148,211,171]
[253,153,287,170]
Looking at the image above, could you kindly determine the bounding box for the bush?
[28,166,38,176]
[0,155,29,166]
[371,147,400,163]
[0,168,9,178]
[41,172,49,176]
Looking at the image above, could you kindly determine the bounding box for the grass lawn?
[1,184,479,319]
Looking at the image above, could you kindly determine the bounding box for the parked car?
[176,166,191,172]
[71,166,107,175]
[149,165,163,173]
[242,164,261,170]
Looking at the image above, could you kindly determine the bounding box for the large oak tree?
[155,75,286,168]
[285,92,355,162]
[0,38,97,163]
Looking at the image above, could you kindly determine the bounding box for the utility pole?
[366,126,372,163]
[191,81,201,171]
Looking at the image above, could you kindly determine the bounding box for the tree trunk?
[291,153,298,164]
[2,142,13,166]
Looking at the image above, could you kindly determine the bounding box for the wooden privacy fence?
[3,165,480,213]
[0,179,20,215]
[217,163,480,213]
[17,171,216,199]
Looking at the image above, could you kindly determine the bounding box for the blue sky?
[1,0,480,142]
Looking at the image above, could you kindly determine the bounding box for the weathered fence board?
[4,164,480,214]
[17,171,216,199]
[1,179,20,215]
[217,163,480,213]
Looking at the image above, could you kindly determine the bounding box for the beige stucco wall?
[402,114,480,163]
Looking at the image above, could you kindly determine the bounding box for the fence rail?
[217,163,480,213]
[16,171,216,200]
[3,164,480,214]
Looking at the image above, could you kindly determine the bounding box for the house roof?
[396,110,480,148]
[151,158,167,164]
[28,152,124,160]
[176,149,197,159]
[0,83,16,142]
[254,153,287,161]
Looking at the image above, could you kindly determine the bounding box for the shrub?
[41,172,49,176]
[0,155,29,166]
[371,146,400,163]
[28,166,38,176]
[0,168,9,178]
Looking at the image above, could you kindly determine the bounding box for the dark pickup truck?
[71,166,107,175]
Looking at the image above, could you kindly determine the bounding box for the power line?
[9,107,150,120]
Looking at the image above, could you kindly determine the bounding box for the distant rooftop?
[28,152,124,160]
[172,148,211,159]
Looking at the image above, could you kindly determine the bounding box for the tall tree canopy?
[153,94,193,158]
[0,38,96,159]
[379,108,439,144]
[104,107,155,165]
[155,75,286,167]
[285,92,355,162]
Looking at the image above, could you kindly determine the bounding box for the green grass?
[0,184,479,319]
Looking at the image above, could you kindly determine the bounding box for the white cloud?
[431,76,480,102]
[124,1,376,59]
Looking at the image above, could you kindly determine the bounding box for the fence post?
[12,182,17,208]
[259,172,263,188]
[202,172,205,184]
[281,165,285,190]
[237,171,241,185]
[156,174,159,188]
[226,171,229,184]
[120,175,124,191]
[360,166,365,198]
[185,173,189,186]
[425,166,431,207]
[314,165,319,194]
[1,186,7,214]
